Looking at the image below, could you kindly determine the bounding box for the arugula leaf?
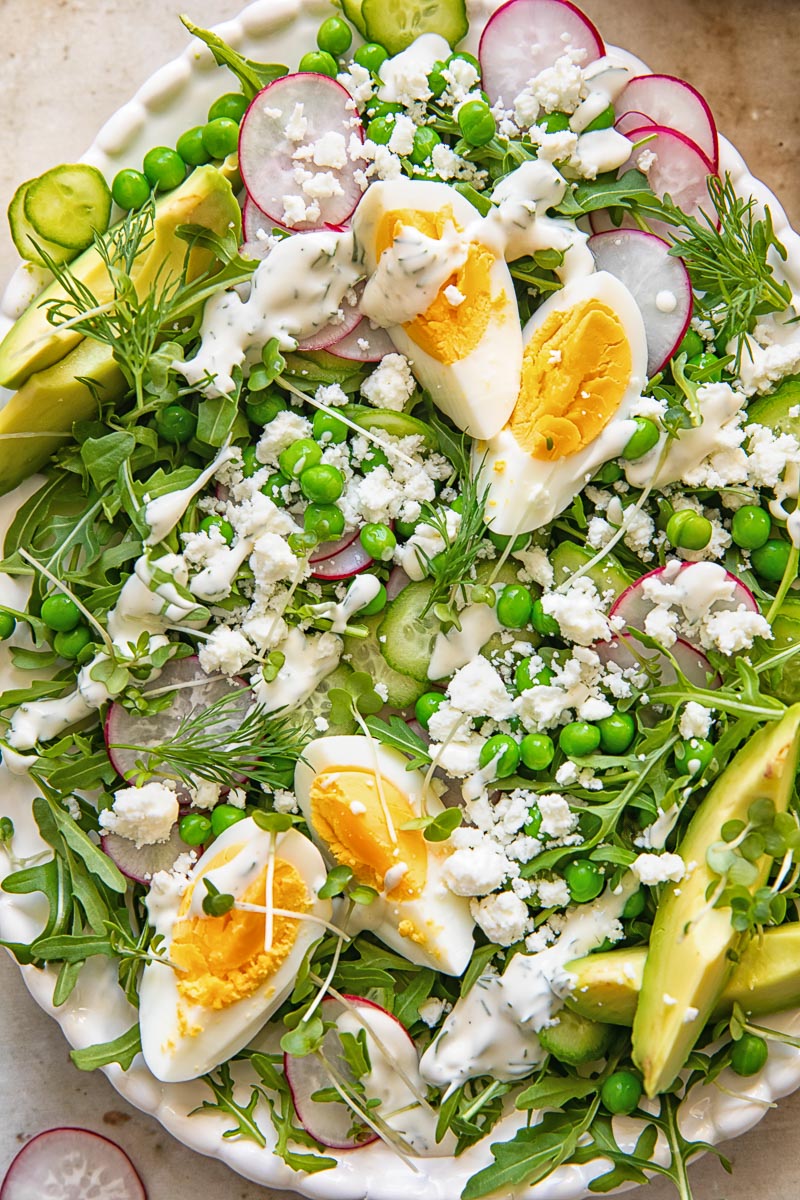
[196,394,240,447]
[460,943,499,997]
[393,968,436,1028]
[462,1120,579,1199]
[557,169,651,217]
[193,1062,267,1147]
[80,432,136,491]
[70,1024,142,1072]
[33,793,126,894]
[365,714,431,769]
[516,1075,598,1111]
[179,18,287,101]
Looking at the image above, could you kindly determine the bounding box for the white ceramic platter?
[2,3,800,1197]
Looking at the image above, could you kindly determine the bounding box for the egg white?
[353,179,522,439]
[295,735,475,975]
[476,271,648,534]
[139,820,331,1083]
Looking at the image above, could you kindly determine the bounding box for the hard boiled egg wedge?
[139,819,331,1083]
[353,179,522,439]
[295,735,475,975]
[475,271,648,534]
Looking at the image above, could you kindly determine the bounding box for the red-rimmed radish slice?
[238,74,365,232]
[588,230,692,375]
[242,195,290,245]
[386,566,411,601]
[615,110,651,137]
[297,287,363,352]
[479,0,604,107]
[329,319,397,363]
[284,994,416,1150]
[309,528,360,565]
[0,1128,147,1200]
[104,656,251,788]
[610,561,759,631]
[310,537,373,580]
[617,74,719,169]
[101,825,188,885]
[594,634,715,688]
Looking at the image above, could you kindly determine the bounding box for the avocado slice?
[766,599,800,704]
[631,704,800,1096]
[0,164,240,390]
[747,376,800,439]
[566,923,800,1026]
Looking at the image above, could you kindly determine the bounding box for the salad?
[1,0,800,1197]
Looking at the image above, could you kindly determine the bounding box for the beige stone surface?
[0,2,799,1198]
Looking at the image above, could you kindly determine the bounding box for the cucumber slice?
[537,1007,614,1065]
[550,541,633,600]
[7,181,76,268]
[378,580,440,683]
[343,615,426,709]
[24,164,112,252]
[341,404,437,448]
[748,377,800,439]
[341,0,367,37]
[298,662,358,737]
[362,0,468,56]
[474,558,521,587]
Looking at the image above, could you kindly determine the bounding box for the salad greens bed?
[2,2,800,1197]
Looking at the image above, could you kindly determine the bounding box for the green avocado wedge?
[632,703,800,1096]
[566,923,800,1027]
[0,164,240,390]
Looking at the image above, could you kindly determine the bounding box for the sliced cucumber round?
[550,541,633,600]
[341,0,367,37]
[7,181,76,268]
[23,163,112,252]
[341,404,437,449]
[362,0,468,56]
[378,580,440,684]
[343,614,426,709]
[297,663,358,738]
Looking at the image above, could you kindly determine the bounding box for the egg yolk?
[510,298,633,460]
[375,207,503,365]
[309,767,427,900]
[171,852,309,1011]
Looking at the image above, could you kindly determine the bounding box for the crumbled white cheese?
[257,411,313,465]
[540,576,614,645]
[470,890,531,946]
[679,702,713,740]
[447,657,515,720]
[388,114,417,156]
[190,779,222,811]
[537,793,579,838]
[442,843,509,896]
[361,353,416,411]
[100,781,179,848]
[198,626,254,676]
[632,852,686,886]
[536,878,571,908]
[702,609,772,655]
[418,997,452,1028]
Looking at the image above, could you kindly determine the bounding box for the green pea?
[395,516,419,539]
[622,417,660,461]
[299,49,339,77]
[360,580,387,616]
[564,859,604,902]
[447,51,480,76]
[366,115,395,145]
[597,711,635,754]
[360,445,390,473]
[176,125,212,166]
[179,812,212,846]
[154,403,196,444]
[111,167,150,210]
[497,584,533,629]
[246,389,286,426]
[199,515,234,544]
[600,1070,642,1114]
[515,658,553,692]
[751,538,792,581]
[354,42,389,73]
[300,463,345,504]
[487,529,530,552]
[731,505,771,550]
[677,329,704,359]
[41,594,81,633]
[478,734,521,779]
[458,99,497,147]
[666,508,712,551]
[365,99,403,121]
[559,721,601,757]
[143,146,186,192]
[730,1032,768,1077]
[202,117,240,160]
[673,736,715,778]
[622,888,645,919]
[317,15,352,55]
[427,59,449,97]
[241,445,260,478]
[0,611,15,640]
[262,471,290,506]
[531,598,560,636]
[54,625,93,660]
[210,803,247,836]
[583,104,615,133]
[520,732,555,770]
[415,691,445,729]
[208,92,249,124]
[592,461,623,485]
[471,584,496,607]
[688,350,724,381]
[538,111,570,133]
[360,522,396,561]
[304,503,345,540]
[409,126,441,165]
[313,409,348,444]
[288,530,320,556]
[279,438,322,478]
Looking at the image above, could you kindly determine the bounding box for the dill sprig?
[415,459,491,621]
[638,174,792,363]
[109,688,307,789]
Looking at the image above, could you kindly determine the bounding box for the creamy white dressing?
[428,601,502,681]
[360,221,468,327]
[145,444,234,545]
[625,383,746,490]
[190,539,254,604]
[7,688,96,752]
[307,574,382,634]
[179,231,363,397]
[253,628,342,712]
[375,33,451,105]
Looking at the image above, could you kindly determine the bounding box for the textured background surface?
[0,1,799,1197]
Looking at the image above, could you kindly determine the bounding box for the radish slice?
[386,566,411,601]
[309,528,360,565]
[243,195,290,244]
[479,0,604,107]
[101,825,189,885]
[615,110,651,137]
[595,634,715,688]
[617,74,719,169]
[238,74,365,232]
[0,1128,146,1200]
[297,287,363,352]
[588,230,692,375]
[104,656,250,788]
[311,537,373,580]
[611,561,759,631]
[284,994,416,1150]
[329,319,397,363]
